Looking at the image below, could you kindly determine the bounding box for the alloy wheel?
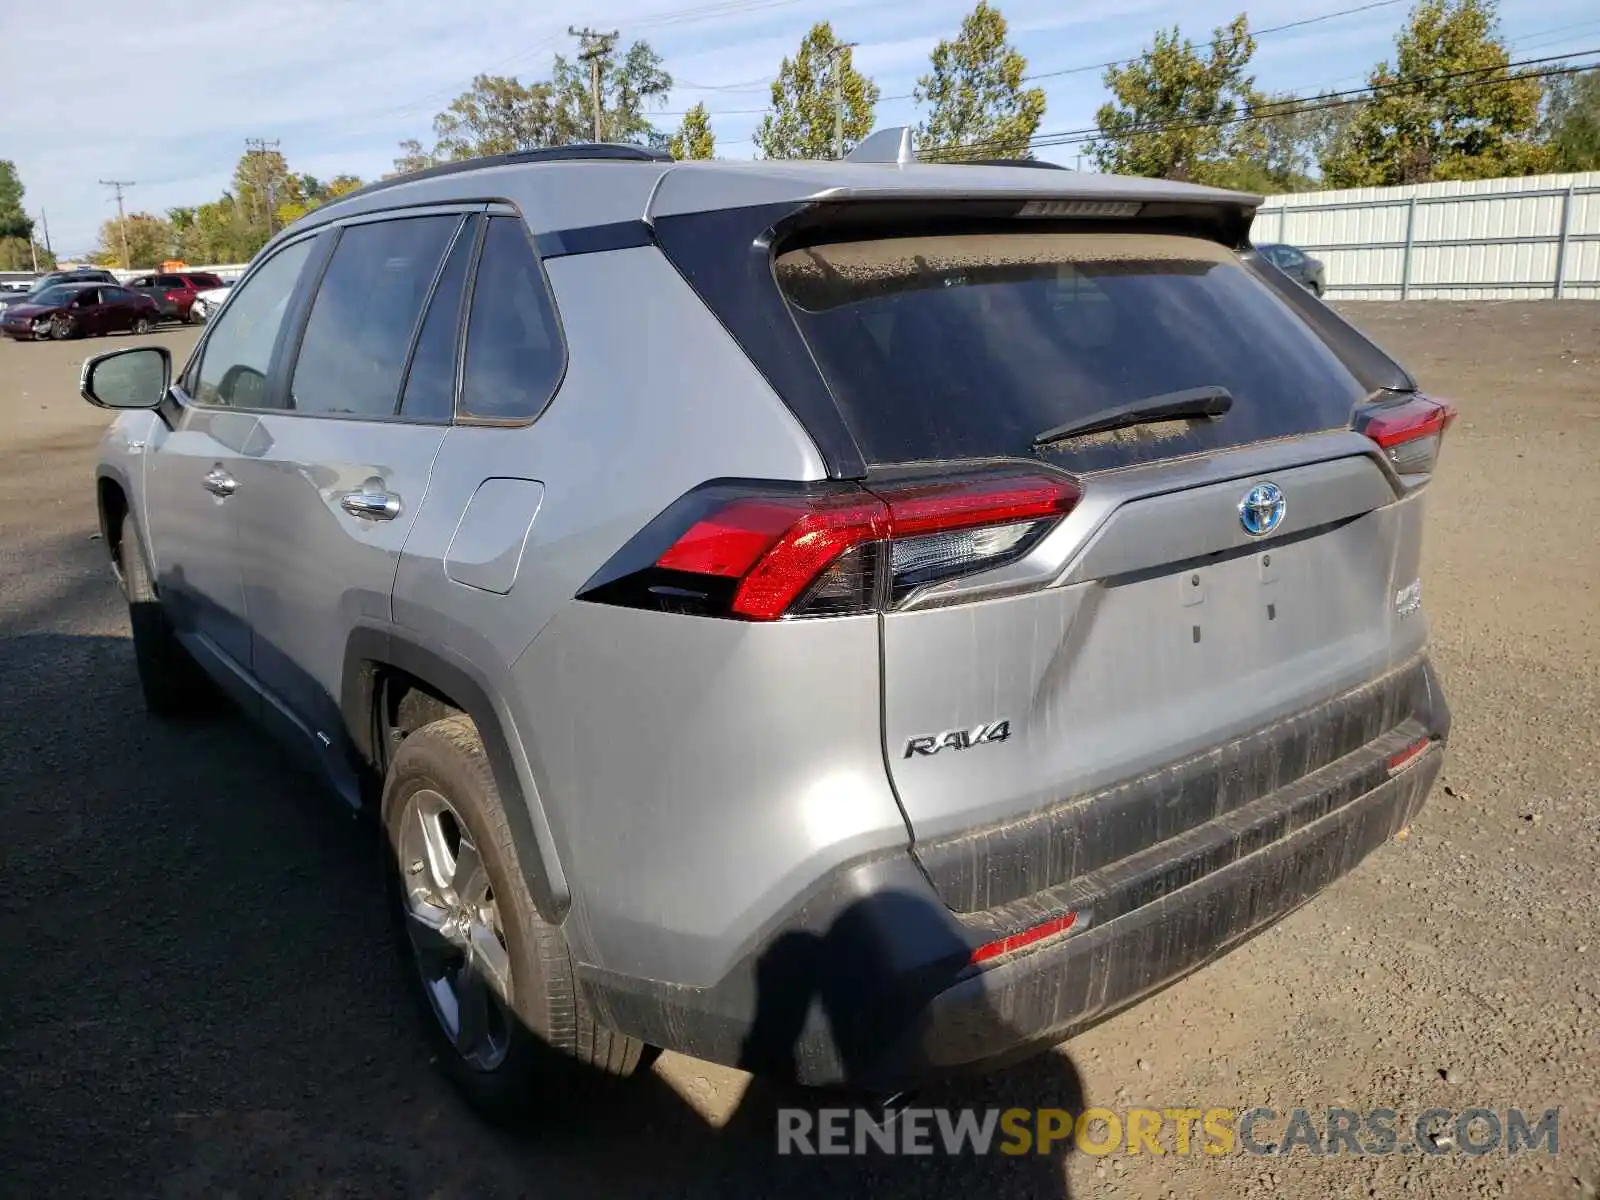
[396,788,515,1070]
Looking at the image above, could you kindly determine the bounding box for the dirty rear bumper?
[579,663,1449,1091]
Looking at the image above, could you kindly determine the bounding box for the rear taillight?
[579,470,1080,621]
[1355,395,1456,475]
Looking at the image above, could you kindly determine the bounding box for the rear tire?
[132,315,153,335]
[382,715,645,1124]
[119,519,216,716]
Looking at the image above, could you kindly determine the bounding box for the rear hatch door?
[773,229,1427,855]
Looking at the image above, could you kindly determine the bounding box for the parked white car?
[189,282,234,322]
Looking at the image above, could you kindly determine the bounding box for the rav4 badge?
[904,720,1012,759]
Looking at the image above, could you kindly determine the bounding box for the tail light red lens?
[579,470,1081,621]
[1355,395,1456,475]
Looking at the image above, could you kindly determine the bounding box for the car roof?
[276,137,1263,256]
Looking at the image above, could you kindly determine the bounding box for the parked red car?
[0,282,160,341]
[125,271,226,322]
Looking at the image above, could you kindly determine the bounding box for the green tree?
[1320,0,1548,186]
[1089,15,1264,183]
[0,161,32,242]
[391,139,438,177]
[915,2,1046,161]
[755,23,880,159]
[93,212,177,268]
[668,103,716,159]
[178,196,257,263]
[0,238,54,271]
[1544,67,1600,171]
[432,74,563,161]
[553,40,673,145]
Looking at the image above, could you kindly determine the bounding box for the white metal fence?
[1250,171,1600,301]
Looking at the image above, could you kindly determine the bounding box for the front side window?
[458,216,565,421]
[291,214,460,418]
[190,238,314,409]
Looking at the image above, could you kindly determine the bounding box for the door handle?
[202,467,238,497]
[338,486,401,521]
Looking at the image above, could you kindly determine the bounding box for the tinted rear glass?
[774,232,1367,470]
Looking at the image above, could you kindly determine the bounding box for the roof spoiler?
[845,126,916,166]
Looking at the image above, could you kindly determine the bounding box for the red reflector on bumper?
[969,911,1078,965]
[1387,736,1433,773]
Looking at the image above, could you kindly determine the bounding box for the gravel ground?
[0,303,1595,1199]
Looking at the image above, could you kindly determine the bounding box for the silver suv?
[82,134,1452,1119]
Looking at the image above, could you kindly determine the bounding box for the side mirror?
[81,345,171,410]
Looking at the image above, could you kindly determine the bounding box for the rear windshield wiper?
[1033,386,1233,448]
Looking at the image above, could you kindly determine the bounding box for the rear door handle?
[338,486,401,521]
[202,467,238,497]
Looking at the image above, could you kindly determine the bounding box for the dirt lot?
[0,304,1596,1200]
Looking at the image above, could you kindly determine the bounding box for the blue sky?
[3,0,1597,257]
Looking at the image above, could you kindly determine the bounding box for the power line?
[920,49,1600,162]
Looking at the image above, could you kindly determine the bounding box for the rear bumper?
[579,660,1449,1090]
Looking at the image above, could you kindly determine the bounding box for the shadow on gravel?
[0,629,1085,1199]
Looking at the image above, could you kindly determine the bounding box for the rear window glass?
[774,232,1367,470]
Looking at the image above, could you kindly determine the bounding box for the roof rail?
[314,142,673,210]
[956,158,1071,170]
[845,126,916,166]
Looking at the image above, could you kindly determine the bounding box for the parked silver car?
[82,134,1453,1120]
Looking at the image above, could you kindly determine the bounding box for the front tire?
[119,518,216,716]
[382,716,644,1123]
[49,313,75,340]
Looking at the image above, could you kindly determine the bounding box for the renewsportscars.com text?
[776,1106,1561,1158]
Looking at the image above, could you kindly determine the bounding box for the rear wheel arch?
[340,630,570,925]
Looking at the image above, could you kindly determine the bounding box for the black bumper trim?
[915,655,1441,913]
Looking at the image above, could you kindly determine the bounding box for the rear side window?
[774,232,1368,471]
[458,216,564,421]
[400,215,478,421]
[156,274,185,288]
[291,214,459,418]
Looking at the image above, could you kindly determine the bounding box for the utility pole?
[831,42,859,159]
[569,27,619,142]
[40,209,52,262]
[98,180,135,268]
[245,137,281,235]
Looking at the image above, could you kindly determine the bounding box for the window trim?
[452,206,570,428]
